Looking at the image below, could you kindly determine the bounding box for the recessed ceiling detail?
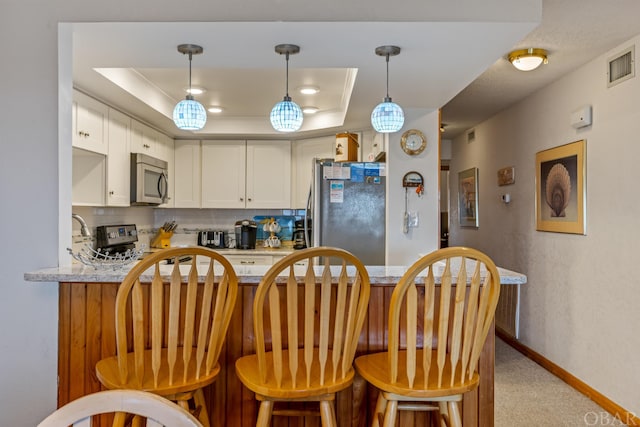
[75,20,540,137]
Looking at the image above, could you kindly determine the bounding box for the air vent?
[607,46,635,88]
[467,129,476,143]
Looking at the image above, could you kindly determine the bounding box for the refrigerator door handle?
[304,184,312,248]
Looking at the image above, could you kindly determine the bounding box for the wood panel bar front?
[58,281,495,426]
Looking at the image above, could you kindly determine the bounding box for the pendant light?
[371,45,404,133]
[173,44,207,130]
[270,44,303,133]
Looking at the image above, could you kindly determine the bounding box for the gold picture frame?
[458,167,479,228]
[535,139,586,234]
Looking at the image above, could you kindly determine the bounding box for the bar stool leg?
[256,400,274,427]
[193,388,211,427]
[373,392,388,427]
[319,400,337,427]
[382,399,398,427]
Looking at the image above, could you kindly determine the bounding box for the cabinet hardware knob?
[240,198,244,202]
[248,198,252,202]
[109,191,114,195]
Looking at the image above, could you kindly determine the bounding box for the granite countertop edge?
[25,263,527,285]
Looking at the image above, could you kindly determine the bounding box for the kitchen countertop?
[24,258,526,285]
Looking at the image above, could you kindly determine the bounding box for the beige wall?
[450,34,640,415]
[386,109,441,264]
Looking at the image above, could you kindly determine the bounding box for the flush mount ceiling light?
[173,44,207,130]
[208,106,224,113]
[298,85,319,95]
[302,106,319,114]
[270,44,303,133]
[371,45,404,133]
[508,48,548,71]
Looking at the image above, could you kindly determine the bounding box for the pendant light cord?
[188,52,193,95]
[386,53,390,99]
[285,52,290,99]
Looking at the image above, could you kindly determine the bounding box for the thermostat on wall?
[571,105,592,129]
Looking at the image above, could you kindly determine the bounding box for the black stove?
[96,224,138,255]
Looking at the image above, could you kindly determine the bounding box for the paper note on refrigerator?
[329,181,344,203]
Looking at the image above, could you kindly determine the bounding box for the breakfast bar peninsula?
[25,258,526,427]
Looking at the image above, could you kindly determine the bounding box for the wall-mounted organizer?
[402,171,424,233]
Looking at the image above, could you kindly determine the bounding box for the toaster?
[197,230,227,249]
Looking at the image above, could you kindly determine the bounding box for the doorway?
[440,162,450,248]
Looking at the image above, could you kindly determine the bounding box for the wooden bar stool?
[95,247,238,427]
[235,247,371,427]
[354,247,501,427]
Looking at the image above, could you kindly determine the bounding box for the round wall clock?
[400,129,427,155]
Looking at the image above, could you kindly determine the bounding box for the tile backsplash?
[71,206,305,251]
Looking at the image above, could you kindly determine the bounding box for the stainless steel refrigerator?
[309,159,386,265]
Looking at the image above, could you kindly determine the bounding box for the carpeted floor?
[495,338,626,427]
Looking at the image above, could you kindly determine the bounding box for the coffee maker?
[234,219,257,249]
[293,219,312,249]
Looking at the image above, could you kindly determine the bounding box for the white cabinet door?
[106,108,131,206]
[72,91,108,155]
[201,140,246,208]
[246,140,291,208]
[291,136,335,209]
[131,119,160,157]
[174,140,201,208]
[156,132,174,163]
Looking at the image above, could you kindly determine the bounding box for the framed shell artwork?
[535,139,586,234]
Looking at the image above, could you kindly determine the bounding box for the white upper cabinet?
[246,140,291,208]
[130,119,174,207]
[105,108,131,206]
[201,141,247,208]
[156,133,175,164]
[72,91,108,155]
[174,140,202,208]
[130,119,172,162]
[291,136,335,209]
[200,140,291,209]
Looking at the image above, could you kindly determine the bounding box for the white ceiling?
[71,0,640,141]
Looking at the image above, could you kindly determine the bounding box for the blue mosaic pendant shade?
[173,96,207,130]
[371,99,404,133]
[270,96,303,132]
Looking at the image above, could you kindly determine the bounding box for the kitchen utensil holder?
[150,228,174,249]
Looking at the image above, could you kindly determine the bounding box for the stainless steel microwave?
[130,153,168,205]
